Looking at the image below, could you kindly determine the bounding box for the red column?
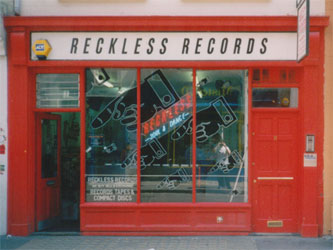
[7,29,33,236]
[300,32,324,237]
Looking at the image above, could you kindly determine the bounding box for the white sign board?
[297,0,309,62]
[31,32,297,61]
[304,153,317,167]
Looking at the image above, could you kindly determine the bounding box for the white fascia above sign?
[31,32,297,61]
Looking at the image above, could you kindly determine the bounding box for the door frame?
[32,67,84,233]
[250,108,301,233]
[35,112,62,231]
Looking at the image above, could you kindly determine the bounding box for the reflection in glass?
[252,88,298,108]
[195,70,247,202]
[85,68,248,203]
[41,119,58,178]
[85,68,137,202]
[140,69,193,202]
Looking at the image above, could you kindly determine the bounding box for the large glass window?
[85,68,137,202]
[36,74,79,108]
[195,70,247,202]
[140,69,193,202]
[252,88,298,108]
[85,68,248,203]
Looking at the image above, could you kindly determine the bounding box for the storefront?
[4,16,328,236]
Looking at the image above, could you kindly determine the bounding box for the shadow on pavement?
[0,236,31,250]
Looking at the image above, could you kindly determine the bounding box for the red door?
[252,110,299,233]
[36,113,61,231]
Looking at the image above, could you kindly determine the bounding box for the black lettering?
[260,38,268,54]
[195,38,203,54]
[122,38,128,54]
[83,38,91,54]
[147,38,155,54]
[96,38,104,54]
[207,38,215,54]
[220,38,228,54]
[134,38,142,54]
[182,38,190,54]
[160,38,168,54]
[247,38,255,54]
[234,38,241,54]
[70,38,79,54]
[108,38,118,54]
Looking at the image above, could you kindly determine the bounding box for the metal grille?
[36,74,80,108]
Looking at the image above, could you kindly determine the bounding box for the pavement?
[0,235,332,250]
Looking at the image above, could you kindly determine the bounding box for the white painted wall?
[0,0,10,236]
[20,0,325,17]
[0,55,8,236]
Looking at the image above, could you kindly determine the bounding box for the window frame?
[84,67,249,204]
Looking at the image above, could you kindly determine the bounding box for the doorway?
[252,110,299,233]
[36,112,80,232]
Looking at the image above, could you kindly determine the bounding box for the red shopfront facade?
[4,16,328,237]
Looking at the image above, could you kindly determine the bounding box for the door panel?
[256,140,274,173]
[258,184,274,218]
[278,184,293,218]
[252,111,299,233]
[36,113,61,231]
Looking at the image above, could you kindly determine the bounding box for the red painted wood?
[192,69,197,203]
[80,203,251,233]
[34,108,81,113]
[25,61,317,69]
[4,16,328,236]
[7,31,31,236]
[4,16,329,32]
[8,31,27,65]
[82,231,250,236]
[136,69,141,204]
[79,69,86,223]
[35,113,61,230]
[252,111,299,233]
[299,32,324,237]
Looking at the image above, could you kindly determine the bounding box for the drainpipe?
[0,0,20,56]
[14,0,20,15]
[331,200,333,236]
[0,3,6,56]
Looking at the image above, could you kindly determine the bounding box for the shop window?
[280,69,288,83]
[262,69,269,82]
[85,68,248,203]
[252,68,299,84]
[195,70,247,202]
[252,88,298,108]
[41,119,58,178]
[85,68,137,202]
[288,70,296,83]
[140,69,193,202]
[36,74,80,108]
[253,69,260,82]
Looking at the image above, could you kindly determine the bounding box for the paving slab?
[0,235,332,250]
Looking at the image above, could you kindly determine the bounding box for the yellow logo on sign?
[32,39,52,60]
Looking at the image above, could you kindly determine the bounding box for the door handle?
[46,180,56,186]
[257,177,294,180]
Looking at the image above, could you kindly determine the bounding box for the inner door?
[252,110,299,232]
[36,113,61,231]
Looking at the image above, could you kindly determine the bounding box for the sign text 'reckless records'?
[30,32,297,60]
[69,37,268,56]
